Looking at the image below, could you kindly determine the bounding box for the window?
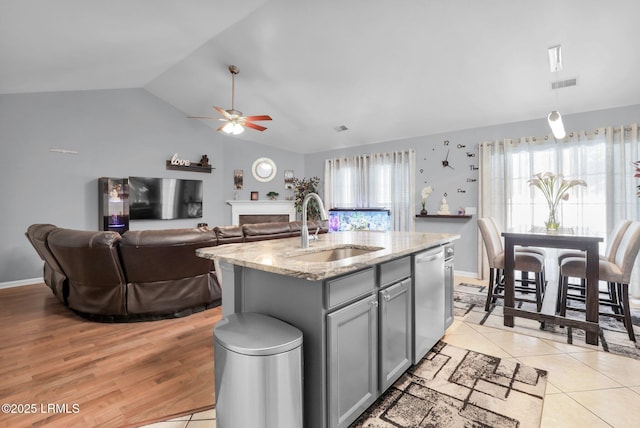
[478,124,640,289]
[324,150,415,232]
[481,127,639,236]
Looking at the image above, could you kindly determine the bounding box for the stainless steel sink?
[288,245,384,263]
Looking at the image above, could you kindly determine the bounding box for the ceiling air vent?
[334,125,349,132]
[551,78,577,90]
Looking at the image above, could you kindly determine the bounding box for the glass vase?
[545,208,560,231]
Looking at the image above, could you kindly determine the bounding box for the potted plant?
[293,176,321,219]
[266,191,279,200]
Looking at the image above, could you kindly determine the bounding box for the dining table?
[502,226,604,345]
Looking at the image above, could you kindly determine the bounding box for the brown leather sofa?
[25,224,68,305]
[25,220,327,322]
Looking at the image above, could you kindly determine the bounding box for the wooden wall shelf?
[416,214,471,219]
[165,161,214,173]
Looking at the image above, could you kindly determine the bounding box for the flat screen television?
[129,176,203,220]
[328,208,391,232]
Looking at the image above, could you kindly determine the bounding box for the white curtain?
[324,150,415,232]
[478,124,640,298]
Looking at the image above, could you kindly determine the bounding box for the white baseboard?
[454,270,479,279]
[0,277,43,289]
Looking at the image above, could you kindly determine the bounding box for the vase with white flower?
[528,172,587,231]
[420,186,433,215]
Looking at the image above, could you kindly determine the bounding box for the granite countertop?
[196,231,459,281]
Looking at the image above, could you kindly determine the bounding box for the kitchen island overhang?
[196,230,459,282]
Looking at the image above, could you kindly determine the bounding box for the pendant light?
[548,110,565,139]
[547,45,566,139]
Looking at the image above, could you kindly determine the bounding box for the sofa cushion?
[119,228,218,281]
[242,222,293,242]
[119,228,220,315]
[214,225,244,244]
[47,228,127,315]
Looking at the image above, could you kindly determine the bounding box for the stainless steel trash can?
[214,312,303,428]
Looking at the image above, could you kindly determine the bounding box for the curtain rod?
[480,123,637,147]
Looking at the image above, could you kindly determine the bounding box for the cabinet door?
[327,294,378,428]
[379,278,412,391]
[444,260,454,329]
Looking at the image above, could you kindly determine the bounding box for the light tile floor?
[140,276,640,428]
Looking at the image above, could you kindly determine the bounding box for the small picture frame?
[234,170,243,190]
[284,170,294,190]
[250,191,259,201]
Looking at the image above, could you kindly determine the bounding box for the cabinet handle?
[370,300,379,308]
[383,293,391,302]
[416,253,443,263]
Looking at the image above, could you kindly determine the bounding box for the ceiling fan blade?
[188,116,219,120]
[244,121,268,131]
[244,115,272,122]
[216,123,228,132]
[214,106,232,119]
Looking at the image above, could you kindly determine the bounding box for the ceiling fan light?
[221,122,234,134]
[232,123,244,135]
[547,110,566,139]
[222,121,244,135]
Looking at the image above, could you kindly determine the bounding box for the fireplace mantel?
[226,200,297,225]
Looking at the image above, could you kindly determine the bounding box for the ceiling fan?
[189,65,272,135]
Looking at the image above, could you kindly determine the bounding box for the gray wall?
[0,89,304,283]
[2,87,638,283]
[305,104,640,276]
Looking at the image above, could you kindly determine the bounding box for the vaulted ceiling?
[2,0,639,153]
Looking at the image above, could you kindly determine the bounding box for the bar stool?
[478,218,546,312]
[555,220,631,313]
[487,217,547,292]
[559,221,640,342]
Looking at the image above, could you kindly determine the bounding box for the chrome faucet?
[301,192,328,248]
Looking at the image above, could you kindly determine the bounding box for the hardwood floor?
[0,283,221,428]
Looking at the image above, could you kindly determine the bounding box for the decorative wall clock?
[441,140,454,169]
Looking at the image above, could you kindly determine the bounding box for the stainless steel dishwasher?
[444,243,455,329]
[412,246,445,364]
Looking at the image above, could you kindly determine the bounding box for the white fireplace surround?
[226,200,297,225]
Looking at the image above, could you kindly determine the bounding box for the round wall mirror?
[252,157,277,182]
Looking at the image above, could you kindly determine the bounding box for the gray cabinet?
[327,294,378,428]
[379,277,412,391]
[328,258,413,428]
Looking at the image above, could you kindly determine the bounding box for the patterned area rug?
[455,282,640,359]
[351,341,547,428]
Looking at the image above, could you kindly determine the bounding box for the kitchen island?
[197,230,459,428]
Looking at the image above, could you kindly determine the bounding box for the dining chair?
[559,220,640,342]
[555,220,631,312]
[487,217,547,292]
[478,218,546,312]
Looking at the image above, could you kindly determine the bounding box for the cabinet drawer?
[327,268,375,309]
[379,256,411,287]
